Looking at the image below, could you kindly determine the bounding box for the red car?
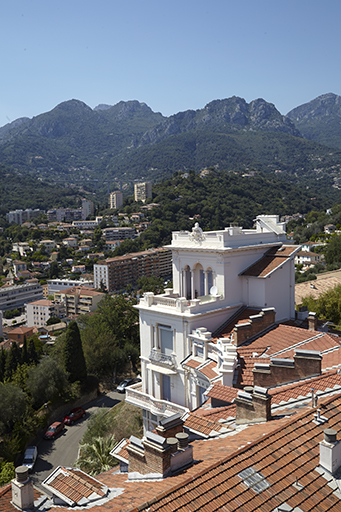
[63,407,86,425]
[44,421,64,440]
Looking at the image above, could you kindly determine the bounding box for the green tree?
[0,349,6,382]
[0,462,15,485]
[22,336,29,364]
[28,338,38,364]
[75,435,117,476]
[26,357,68,408]
[324,235,341,265]
[4,342,21,380]
[137,275,165,295]
[0,382,27,433]
[63,321,87,382]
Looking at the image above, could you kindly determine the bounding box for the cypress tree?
[22,336,29,364]
[63,321,87,382]
[5,342,20,380]
[28,338,38,365]
[0,349,6,382]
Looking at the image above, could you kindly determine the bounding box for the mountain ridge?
[1,94,341,193]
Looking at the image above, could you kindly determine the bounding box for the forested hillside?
[0,164,82,219]
[1,96,341,195]
[109,170,341,255]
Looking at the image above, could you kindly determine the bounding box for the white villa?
[126,215,300,433]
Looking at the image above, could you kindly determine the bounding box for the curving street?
[30,390,122,491]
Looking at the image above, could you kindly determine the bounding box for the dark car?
[63,407,86,425]
[116,377,142,393]
[43,421,64,440]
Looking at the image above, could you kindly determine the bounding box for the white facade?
[47,278,94,296]
[93,263,109,290]
[26,299,65,327]
[81,199,94,220]
[126,215,300,432]
[0,281,44,311]
[109,191,123,209]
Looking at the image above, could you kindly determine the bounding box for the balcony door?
[162,374,171,401]
[160,326,173,356]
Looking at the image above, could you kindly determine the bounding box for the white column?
[191,270,195,300]
[204,271,208,295]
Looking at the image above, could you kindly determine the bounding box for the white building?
[81,199,94,220]
[126,215,300,432]
[134,182,152,203]
[47,278,94,296]
[109,191,123,209]
[0,281,44,311]
[26,299,65,327]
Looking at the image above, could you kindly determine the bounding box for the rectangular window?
[159,326,173,355]
[162,374,171,401]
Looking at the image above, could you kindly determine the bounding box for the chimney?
[308,312,318,331]
[11,466,34,510]
[156,413,184,439]
[233,308,276,347]
[319,428,341,475]
[235,386,271,425]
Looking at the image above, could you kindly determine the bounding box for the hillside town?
[2,202,341,511]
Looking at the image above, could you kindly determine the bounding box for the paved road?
[31,390,123,490]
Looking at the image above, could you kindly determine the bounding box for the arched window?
[184,265,191,300]
[193,263,204,298]
[207,268,213,293]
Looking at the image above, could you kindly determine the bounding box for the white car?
[22,446,38,472]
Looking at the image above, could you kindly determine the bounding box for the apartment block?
[6,208,44,225]
[109,190,123,209]
[0,280,44,311]
[81,198,94,220]
[134,182,152,203]
[102,227,135,241]
[47,278,94,296]
[26,299,65,327]
[94,248,172,292]
[54,286,105,316]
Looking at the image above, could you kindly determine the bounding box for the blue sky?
[0,0,340,127]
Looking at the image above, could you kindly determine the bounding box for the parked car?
[63,407,86,425]
[116,377,141,393]
[22,446,38,472]
[43,421,64,440]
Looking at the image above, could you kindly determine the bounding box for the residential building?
[39,240,57,253]
[47,278,94,296]
[7,326,34,344]
[72,220,99,230]
[26,299,65,327]
[12,260,27,276]
[0,280,44,311]
[12,242,32,257]
[125,215,300,431]
[62,237,78,248]
[134,182,152,203]
[294,250,323,266]
[94,247,172,292]
[102,227,135,241]
[81,198,94,220]
[6,208,44,225]
[54,286,104,316]
[109,190,123,209]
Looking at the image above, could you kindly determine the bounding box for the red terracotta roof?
[136,393,341,512]
[206,383,238,403]
[212,307,261,341]
[42,466,107,506]
[240,245,299,278]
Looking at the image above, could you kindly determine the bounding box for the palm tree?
[75,434,117,476]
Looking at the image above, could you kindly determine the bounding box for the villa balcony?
[125,383,188,418]
[149,349,176,369]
